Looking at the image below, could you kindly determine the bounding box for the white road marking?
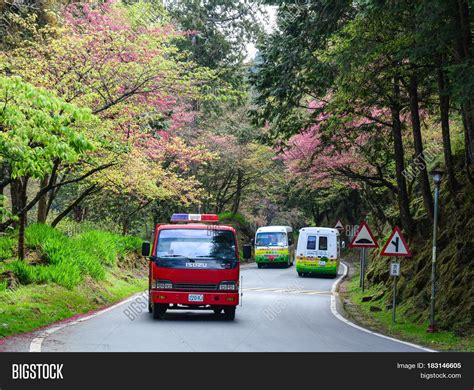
[29,261,435,352]
[330,262,435,352]
[29,293,142,352]
[242,287,331,295]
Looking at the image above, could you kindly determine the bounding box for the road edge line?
[330,262,436,352]
[29,292,144,352]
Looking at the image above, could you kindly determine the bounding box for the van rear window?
[307,236,316,250]
[319,236,328,250]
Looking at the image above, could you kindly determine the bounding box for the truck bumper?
[151,290,239,306]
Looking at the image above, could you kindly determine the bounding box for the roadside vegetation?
[0,224,146,338]
[341,268,473,352]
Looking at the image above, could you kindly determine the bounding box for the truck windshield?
[255,232,287,247]
[156,229,237,263]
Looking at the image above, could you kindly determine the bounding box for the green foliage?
[345,273,472,351]
[25,223,64,248]
[0,224,141,289]
[0,76,96,180]
[167,0,263,85]
[0,235,14,260]
[218,211,248,226]
[0,272,147,337]
[73,230,141,266]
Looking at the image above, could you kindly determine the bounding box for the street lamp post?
[427,169,444,333]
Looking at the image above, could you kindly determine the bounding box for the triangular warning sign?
[334,220,344,229]
[381,226,412,257]
[349,221,378,248]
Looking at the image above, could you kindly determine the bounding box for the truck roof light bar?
[170,214,219,223]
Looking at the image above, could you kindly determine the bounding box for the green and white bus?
[296,227,340,277]
[254,226,295,268]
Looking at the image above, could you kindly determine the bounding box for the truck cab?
[142,214,247,320]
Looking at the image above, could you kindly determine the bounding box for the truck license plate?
[188,294,204,302]
[318,261,326,266]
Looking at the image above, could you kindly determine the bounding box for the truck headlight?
[155,280,173,289]
[219,281,237,291]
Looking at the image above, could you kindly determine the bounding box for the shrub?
[5,224,140,289]
[0,236,14,260]
[25,224,63,249]
[218,212,248,226]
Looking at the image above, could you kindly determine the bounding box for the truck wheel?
[223,306,236,320]
[213,307,223,315]
[148,291,152,313]
[298,272,304,277]
[257,263,262,269]
[152,303,167,320]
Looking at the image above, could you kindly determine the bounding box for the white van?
[296,227,340,277]
[254,226,295,268]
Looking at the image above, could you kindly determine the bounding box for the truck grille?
[173,283,218,291]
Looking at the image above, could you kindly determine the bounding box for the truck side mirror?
[242,244,252,260]
[288,239,293,246]
[251,238,255,246]
[141,242,151,256]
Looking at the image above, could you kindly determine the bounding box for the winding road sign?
[381,226,412,257]
[349,221,378,248]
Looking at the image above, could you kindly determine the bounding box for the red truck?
[141,214,251,320]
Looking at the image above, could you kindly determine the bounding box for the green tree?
[0,76,96,258]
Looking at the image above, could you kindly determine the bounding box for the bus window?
[256,232,286,247]
[318,236,328,250]
[307,236,316,250]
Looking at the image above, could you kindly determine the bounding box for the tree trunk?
[391,77,415,236]
[231,170,243,215]
[453,0,474,169]
[17,177,29,260]
[37,175,49,223]
[409,74,434,220]
[9,179,22,229]
[51,184,98,228]
[437,67,459,194]
[122,220,129,236]
[310,202,321,225]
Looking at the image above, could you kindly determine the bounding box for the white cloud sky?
[245,5,277,61]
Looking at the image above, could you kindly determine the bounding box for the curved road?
[2,264,427,352]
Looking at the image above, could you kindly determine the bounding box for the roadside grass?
[0,223,147,338]
[0,224,142,289]
[0,236,14,260]
[0,273,147,337]
[343,273,474,352]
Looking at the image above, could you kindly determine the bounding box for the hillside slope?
[365,174,473,336]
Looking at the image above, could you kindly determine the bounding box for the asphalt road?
[1,264,426,352]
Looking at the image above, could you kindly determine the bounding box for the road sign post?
[361,248,367,292]
[381,227,411,324]
[390,261,401,323]
[349,221,378,292]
